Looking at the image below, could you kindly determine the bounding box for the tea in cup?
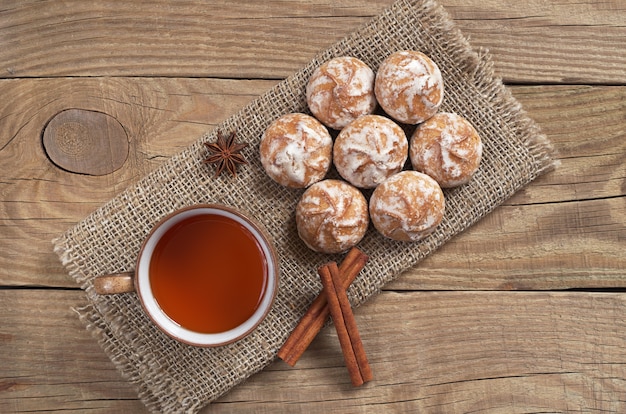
[94,204,279,347]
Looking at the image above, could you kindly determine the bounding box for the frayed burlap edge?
[53,0,557,412]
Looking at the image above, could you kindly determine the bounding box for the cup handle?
[93,272,135,294]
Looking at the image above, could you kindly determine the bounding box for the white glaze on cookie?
[260,113,333,188]
[306,56,377,129]
[333,115,408,189]
[370,171,445,242]
[375,50,444,124]
[410,112,482,188]
[296,179,369,253]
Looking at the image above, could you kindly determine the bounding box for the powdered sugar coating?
[296,179,369,253]
[410,112,483,188]
[370,171,445,242]
[260,113,333,188]
[333,115,408,189]
[306,56,377,130]
[375,50,444,124]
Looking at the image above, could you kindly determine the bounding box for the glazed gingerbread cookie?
[369,171,445,242]
[333,114,408,189]
[260,113,333,188]
[410,112,482,188]
[296,179,369,253]
[306,56,377,130]
[375,50,444,124]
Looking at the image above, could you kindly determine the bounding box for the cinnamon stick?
[277,248,368,366]
[318,261,372,386]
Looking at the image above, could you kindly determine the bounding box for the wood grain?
[1,0,624,83]
[2,289,625,413]
[1,81,623,289]
[0,290,145,413]
[1,0,625,412]
[444,0,626,84]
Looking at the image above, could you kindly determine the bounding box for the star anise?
[203,130,248,177]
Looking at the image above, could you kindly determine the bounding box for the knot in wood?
[42,109,128,175]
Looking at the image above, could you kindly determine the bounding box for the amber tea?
[149,213,269,334]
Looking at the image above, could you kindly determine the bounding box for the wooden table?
[1,1,624,412]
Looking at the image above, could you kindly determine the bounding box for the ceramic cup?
[94,204,279,347]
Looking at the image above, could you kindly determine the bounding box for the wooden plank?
[444,0,626,84]
[0,1,384,79]
[0,0,624,84]
[0,80,623,289]
[0,78,626,289]
[0,289,144,413]
[2,289,625,413]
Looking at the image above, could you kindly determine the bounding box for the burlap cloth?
[53,0,557,412]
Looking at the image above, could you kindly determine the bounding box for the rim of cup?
[135,204,279,347]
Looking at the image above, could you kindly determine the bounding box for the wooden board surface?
[1,0,625,412]
[1,0,625,83]
[1,81,623,290]
[1,289,625,413]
